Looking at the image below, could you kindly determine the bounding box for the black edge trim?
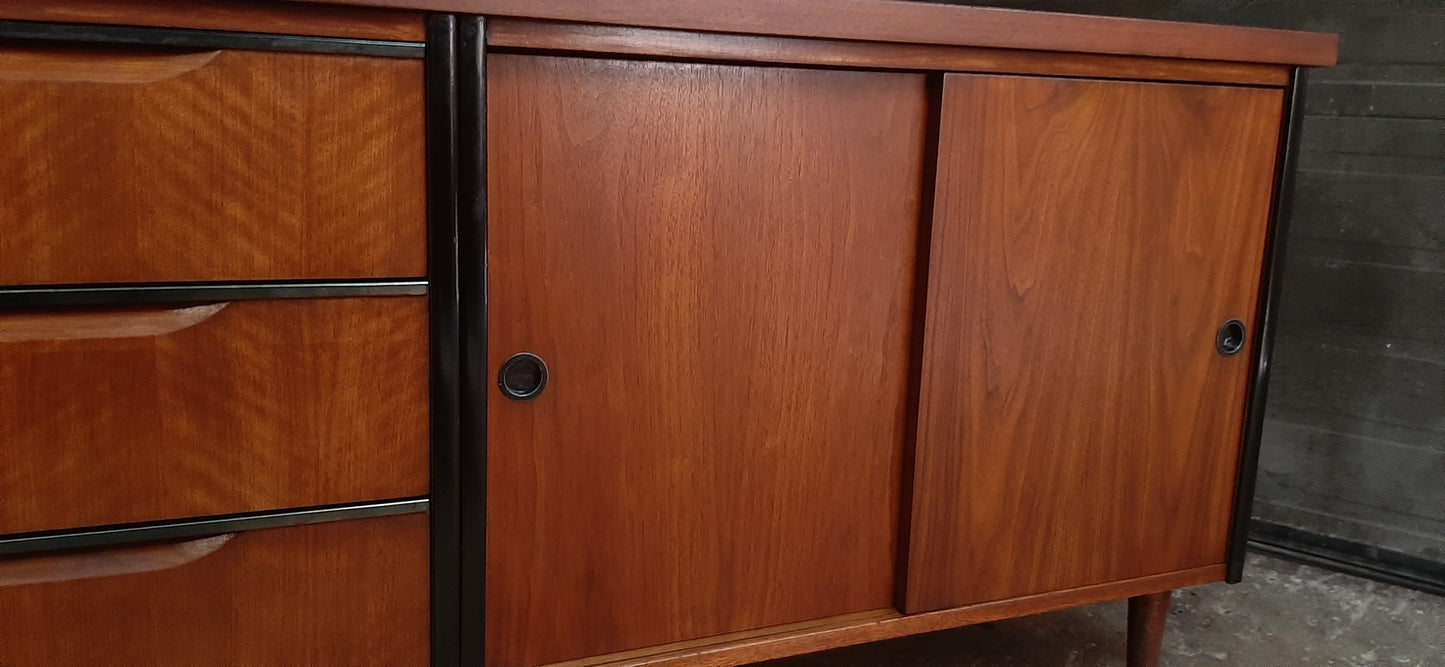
[0,19,423,57]
[0,279,427,310]
[425,13,464,667]
[1249,521,1445,596]
[0,498,428,557]
[456,14,489,667]
[1226,68,1306,583]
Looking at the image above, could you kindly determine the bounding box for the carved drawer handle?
[0,45,220,84]
[0,303,227,342]
[0,534,233,587]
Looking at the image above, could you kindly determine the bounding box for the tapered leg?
[1127,590,1173,667]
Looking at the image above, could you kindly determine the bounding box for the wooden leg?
[1127,590,1172,667]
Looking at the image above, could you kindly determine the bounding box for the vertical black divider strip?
[455,15,489,667]
[425,15,463,667]
[1226,68,1306,583]
[893,72,946,611]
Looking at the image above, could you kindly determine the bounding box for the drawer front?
[0,45,426,285]
[0,297,429,535]
[0,513,429,666]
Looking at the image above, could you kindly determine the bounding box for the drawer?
[0,513,429,666]
[0,297,429,535]
[0,44,426,285]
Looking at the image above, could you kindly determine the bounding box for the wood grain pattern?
[0,534,232,586]
[0,303,226,342]
[1127,590,1173,667]
[489,20,1290,87]
[0,514,429,666]
[0,0,424,41]
[486,55,926,666]
[552,566,1221,667]
[0,48,220,83]
[0,46,426,285]
[0,297,429,535]
[307,0,1336,66]
[906,74,1284,612]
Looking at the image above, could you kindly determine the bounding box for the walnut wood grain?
[0,534,233,586]
[487,55,926,665]
[551,566,1221,667]
[0,47,425,285]
[0,0,424,41]
[905,74,1283,612]
[1128,590,1174,667]
[0,515,428,665]
[0,297,429,534]
[307,0,1335,66]
[0,47,220,83]
[489,19,1289,87]
[0,303,226,342]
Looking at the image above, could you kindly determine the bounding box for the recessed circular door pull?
[499,352,548,401]
[1216,319,1247,357]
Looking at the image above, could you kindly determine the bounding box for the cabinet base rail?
[544,565,1220,667]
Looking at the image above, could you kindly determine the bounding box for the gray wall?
[935,1,1445,569]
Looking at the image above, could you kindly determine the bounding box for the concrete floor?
[761,554,1444,666]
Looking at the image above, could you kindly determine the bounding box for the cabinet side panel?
[906,74,1283,611]
[486,55,926,665]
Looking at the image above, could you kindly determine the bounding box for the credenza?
[0,1,1336,665]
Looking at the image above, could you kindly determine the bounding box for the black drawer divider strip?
[0,278,427,309]
[423,14,465,667]
[0,498,429,557]
[0,20,424,58]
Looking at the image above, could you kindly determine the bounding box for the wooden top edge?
[293,0,1338,67]
[0,0,425,42]
[488,19,1293,87]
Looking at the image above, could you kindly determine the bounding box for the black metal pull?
[499,352,548,401]
[1216,319,1247,357]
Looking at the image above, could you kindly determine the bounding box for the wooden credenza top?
[306,0,1338,66]
[0,0,1336,67]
